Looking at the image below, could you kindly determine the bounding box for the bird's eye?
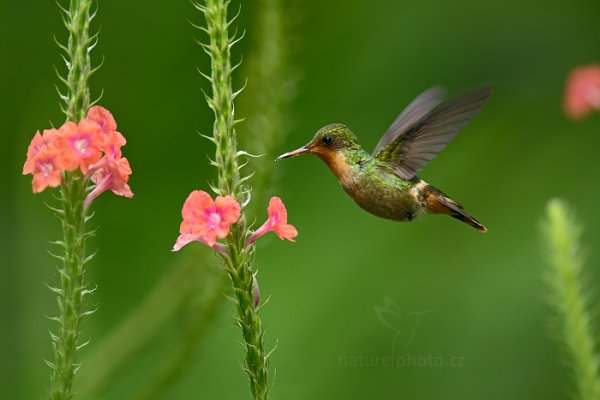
[322,135,333,145]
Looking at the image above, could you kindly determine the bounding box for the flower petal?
[274,223,298,242]
[195,228,218,246]
[267,196,288,225]
[59,119,103,173]
[23,131,44,175]
[23,129,62,175]
[173,233,200,251]
[215,195,241,225]
[103,129,127,156]
[182,190,214,220]
[31,147,63,193]
[87,105,117,131]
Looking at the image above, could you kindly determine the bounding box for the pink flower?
[86,106,126,153]
[246,197,298,246]
[84,147,133,208]
[23,129,60,175]
[23,129,63,193]
[173,190,241,250]
[59,120,103,174]
[102,129,127,156]
[87,105,117,132]
[31,146,63,193]
[564,65,600,120]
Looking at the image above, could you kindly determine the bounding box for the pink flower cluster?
[173,191,297,253]
[564,65,600,120]
[23,106,133,205]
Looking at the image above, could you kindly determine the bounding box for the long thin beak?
[275,145,310,161]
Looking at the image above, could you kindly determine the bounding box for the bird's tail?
[424,185,487,233]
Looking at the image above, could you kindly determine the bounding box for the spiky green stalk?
[224,223,270,400]
[542,199,600,400]
[47,173,94,400]
[47,1,97,399]
[196,0,244,198]
[195,0,270,398]
[56,0,98,122]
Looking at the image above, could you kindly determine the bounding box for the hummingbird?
[276,86,491,232]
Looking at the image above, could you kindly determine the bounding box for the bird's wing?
[371,86,446,157]
[374,86,492,180]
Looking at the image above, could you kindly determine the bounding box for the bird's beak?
[275,145,311,161]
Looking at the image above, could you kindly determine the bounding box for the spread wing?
[372,86,446,156]
[374,86,492,180]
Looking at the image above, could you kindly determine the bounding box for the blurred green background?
[3,0,600,399]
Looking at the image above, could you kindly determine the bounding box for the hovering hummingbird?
[276,86,491,232]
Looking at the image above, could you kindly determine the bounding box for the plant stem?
[60,0,95,122]
[49,173,91,400]
[198,0,270,397]
[226,225,270,399]
[47,1,96,398]
[201,0,240,197]
[542,199,600,400]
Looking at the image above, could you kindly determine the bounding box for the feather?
[375,86,492,179]
[372,86,446,156]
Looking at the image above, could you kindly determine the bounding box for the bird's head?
[276,124,359,163]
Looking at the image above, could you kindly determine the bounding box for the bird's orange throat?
[312,148,353,185]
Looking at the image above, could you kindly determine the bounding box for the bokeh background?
[3,0,600,399]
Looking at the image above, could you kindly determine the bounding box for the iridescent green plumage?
[277,86,492,232]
